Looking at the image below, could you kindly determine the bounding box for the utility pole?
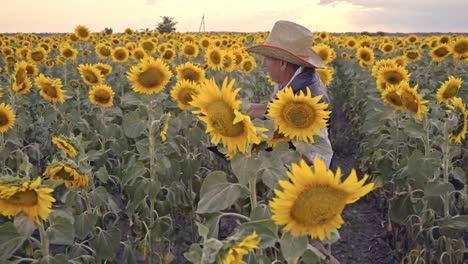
[198,14,205,32]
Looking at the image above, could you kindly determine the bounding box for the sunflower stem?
[249,175,257,213]
[221,212,251,221]
[38,222,49,257]
[442,121,450,218]
[392,111,400,169]
[423,116,431,156]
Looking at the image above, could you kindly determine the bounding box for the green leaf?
[38,254,69,264]
[88,186,111,207]
[14,214,36,238]
[389,192,423,225]
[121,161,147,186]
[205,213,222,239]
[123,111,146,138]
[0,222,26,260]
[231,155,261,186]
[90,227,121,260]
[452,167,466,184]
[201,238,223,264]
[239,220,279,248]
[424,182,455,197]
[184,244,203,263]
[75,212,99,240]
[196,182,248,213]
[440,215,468,230]
[199,171,227,197]
[47,216,75,246]
[301,244,327,264]
[280,232,308,263]
[95,166,109,183]
[196,222,209,241]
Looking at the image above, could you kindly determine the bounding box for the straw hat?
[247,21,325,68]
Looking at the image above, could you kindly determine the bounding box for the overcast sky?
[1,0,467,33]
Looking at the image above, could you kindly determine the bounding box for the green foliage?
[156,16,177,33]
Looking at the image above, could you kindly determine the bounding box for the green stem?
[442,121,450,218]
[423,117,431,156]
[393,112,400,169]
[221,212,251,221]
[249,175,257,213]
[38,222,49,257]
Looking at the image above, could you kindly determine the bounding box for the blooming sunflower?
[404,49,421,62]
[95,43,112,59]
[446,97,468,144]
[161,48,176,63]
[131,47,146,61]
[34,74,66,103]
[60,44,78,60]
[267,87,330,143]
[199,36,211,50]
[312,44,336,65]
[93,63,112,77]
[28,47,48,64]
[379,42,395,54]
[222,51,236,72]
[89,84,114,108]
[316,67,334,87]
[74,25,91,41]
[127,57,173,95]
[44,162,89,188]
[25,63,39,76]
[112,47,129,63]
[0,177,55,223]
[160,112,171,142]
[451,37,468,61]
[430,45,451,62]
[170,80,200,110]
[221,231,260,264]
[240,57,256,74]
[270,157,374,240]
[371,59,398,78]
[376,65,410,92]
[51,136,77,157]
[356,47,375,67]
[205,47,224,70]
[399,83,429,120]
[381,84,404,111]
[0,103,16,133]
[175,62,205,84]
[436,76,463,104]
[180,42,199,58]
[190,78,267,158]
[78,64,104,86]
[140,39,157,54]
[393,56,408,68]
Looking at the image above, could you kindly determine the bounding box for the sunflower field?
[0,25,467,263]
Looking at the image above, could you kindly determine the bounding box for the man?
[246,20,333,168]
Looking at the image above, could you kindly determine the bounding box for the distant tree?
[156,16,177,33]
[360,31,370,36]
[104,27,113,34]
[376,31,386,36]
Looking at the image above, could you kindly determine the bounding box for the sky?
[1,0,467,33]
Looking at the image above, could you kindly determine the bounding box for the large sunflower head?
[204,47,224,71]
[372,59,398,78]
[180,42,199,58]
[28,47,47,64]
[89,84,114,108]
[270,157,374,240]
[316,67,334,87]
[267,87,331,143]
[140,39,157,54]
[436,76,463,104]
[376,65,410,92]
[404,49,421,62]
[190,78,267,158]
[0,177,55,223]
[74,25,91,41]
[170,80,200,110]
[379,42,395,54]
[356,47,375,66]
[399,83,428,120]
[78,64,104,86]
[44,162,89,188]
[381,84,404,111]
[95,43,112,59]
[111,47,129,63]
[451,37,468,60]
[240,56,256,74]
[59,44,78,60]
[131,47,146,61]
[0,103,16,134]
[175,62,205,84]
[446,97,468,144]
[127,56,173,95]
[34,74,65,103]
[51,136,78,157]
[430,45,451,62]
[198,36,211,50]
[311,44,336,65]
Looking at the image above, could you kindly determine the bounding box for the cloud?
[145,0,156,5]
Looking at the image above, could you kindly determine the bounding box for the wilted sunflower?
[205,47,224,70]
[399,83,429,120]
[170,80,200,110]
[28,47,47,64]
[131,47,146,61]
[95,43,112,59]
[93,63,112,77]
[240,57,256,74]
[267,87,330,143]
[112,47,129,63]
[74,25,91,41]
[0,177,55,223]
[270,157,374,240]
[316,67,334,87]
[60,44,78,60]
[44,162,89,188]
[78,64,104,86]
[430,44,451,62]
[127,56,173,95]
[356,47,375,67]
[446,97,468,144]
[160,112,171,142]
[34,74,65,103]
[221,231,260,264]
[0,103,16,133]
[190,78,267,158]
[180,42,199,58]
[89,84,114,107]
[312,44,336,65]
[52,136,77,157]
[436,76,463,104]
[175,62,205,83]
[381,85,404,111]
[376,65,410,92]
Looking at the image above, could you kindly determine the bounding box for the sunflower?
[356,47,375,67]
[267,87,330,143]
[28,47,47,64]
[430,45,451,62]
[371,59,398,78]
[74,25,91,41]
[393,56,408,68]
[127,56,173,95]
[404,49,421,62]
[60,44,78,60]
[345,38,358,49]
[222,51,236,72]
[160,112,171,142]
[376,65,410,92]
[199,36,211,49]
[221,231,260,264]
[52,136,78,157]
[78,64,104,86]
[131,47,146,61]
[112,47,129,63]
[91,63,112,78]
[446,97,468,144]
[89,84,114,107]
[161,48,176,63]
[399,83,429,120]
[12,78,33,95]
[240,57,256,74]
[95,43,112,59]
[16,46,29,59]
[231,49,244,67]
[170,80,200,110]
[312,44,336,65]
[451,37,468,61]
[140,39,157,54]
[0,177,55,223]
[316,67,334,87]
[13,61,29,85]
[180,42,199,58]
[436,76,463,104]
[25,63,39,76]
[190,78,267,158]
[175,62,205,84]
[379,42,395,54]
[0,103,16,133]
[205,47,224,70]
[34,74,65,103]
[381,85,404,111]
[44,162,89,188]
[270,157,374,240]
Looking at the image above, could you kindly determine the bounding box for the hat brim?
[247,44,326,68]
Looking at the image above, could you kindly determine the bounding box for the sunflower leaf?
[90,227,121,260]
[0,222,26,260]
[196,182,248,214]
[231,155,261,186]
[280,232,308,262]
